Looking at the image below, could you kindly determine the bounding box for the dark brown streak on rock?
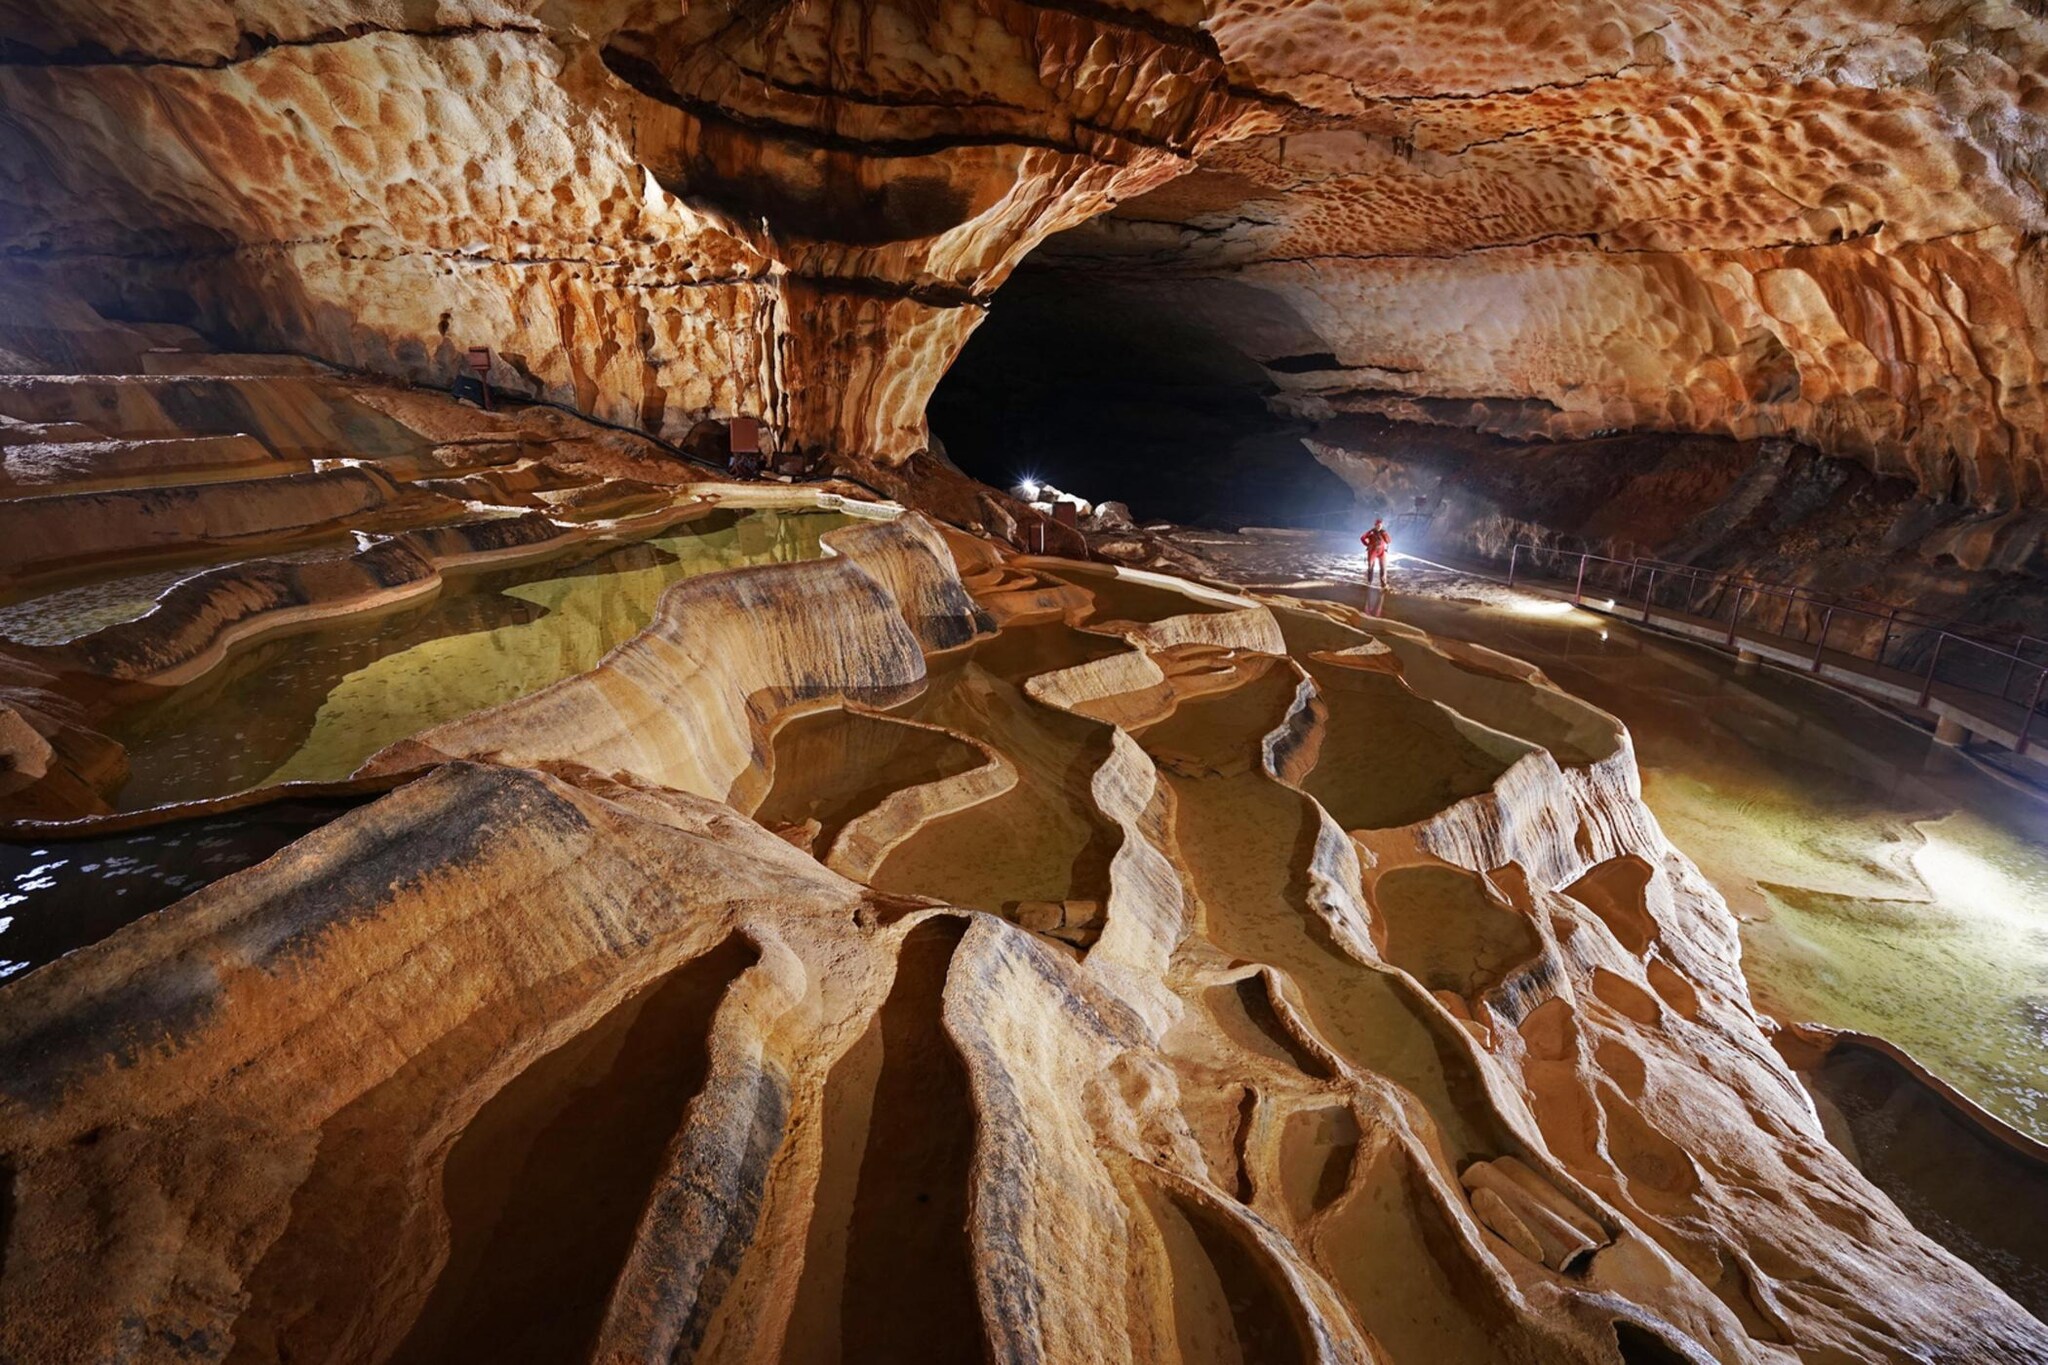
[606,47,1185,162]
[0,237,990,311]
[1054,219,1942,276]
[0,21,549,70]
[789,272,994,309]
[1001,0,1226,60]
[0,239,776,288]
[0,764,591,1109]
[1319,385,1569,415]
[646,1062,792,1362]
[705,57,1198,157]
[732,61,1039,115]
[947,919,1053,1365]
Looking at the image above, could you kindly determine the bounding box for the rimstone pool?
[99,505,863,807]
[1361,575,2048,1141]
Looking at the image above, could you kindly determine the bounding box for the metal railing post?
[1690,571,1714,616]
[1573,553,1588,606]
[1811,608,1834,672]
[1876,608,1897,667]
[1779,592,1796,637]
[1507,544,1520,587]
[1726,586,1745,647]
[1641,571,1657,623]
[2020,667,2046,756]
[1919,634,1947,707]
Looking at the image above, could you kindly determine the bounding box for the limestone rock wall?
[1030,0,2048,507]
[10,0,2047,502]
[0,0,1259,463]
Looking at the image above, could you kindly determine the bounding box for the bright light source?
[1599,630,1609,641]
[1509,598,1576,617]
[1912,829,2037,927]
[1599,598,1616,610]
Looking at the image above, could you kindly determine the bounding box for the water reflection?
[0,797,361,978]
[106,507,860,808]
[0,564,223,646]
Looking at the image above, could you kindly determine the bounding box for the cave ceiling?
[1,0,2044,502]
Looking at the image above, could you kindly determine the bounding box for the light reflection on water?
[1384,583,2048,1139]
[0,798,360,978]
[106,506,860,808]
[0,566,217,646]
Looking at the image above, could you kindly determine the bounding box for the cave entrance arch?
[927,258,1358,531]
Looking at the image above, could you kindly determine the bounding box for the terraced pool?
[106,506,863,807]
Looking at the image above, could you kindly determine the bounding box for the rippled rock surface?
[1,14,2047,1351]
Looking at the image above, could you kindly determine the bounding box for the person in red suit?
[1361,517,1392,587]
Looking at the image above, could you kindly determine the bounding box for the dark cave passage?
[927,267,1358,530]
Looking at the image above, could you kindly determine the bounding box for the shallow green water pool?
[107,506,861,807]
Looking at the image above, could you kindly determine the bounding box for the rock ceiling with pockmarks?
[1,0,2044,500]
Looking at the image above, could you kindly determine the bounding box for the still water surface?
[108,506,859,807]
[0,506,862,975]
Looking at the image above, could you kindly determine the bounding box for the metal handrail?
[1506,543,2048,754]
[1509,543,2046,659]
[1618,553,2048,657]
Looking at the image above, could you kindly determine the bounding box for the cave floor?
[1168,535,2048,1145]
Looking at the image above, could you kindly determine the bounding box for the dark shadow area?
[0,1157,13,1282]
[392,935,760,1365]
[1137,1178,1313,1365]
[928,268,1356,529]
[839,916,985,1364]
[1613,1320,1703,1364]
[1797,1041,2048,1321]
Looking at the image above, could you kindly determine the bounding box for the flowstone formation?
[0,339,2045,1361]
[3,4,2048,1360]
